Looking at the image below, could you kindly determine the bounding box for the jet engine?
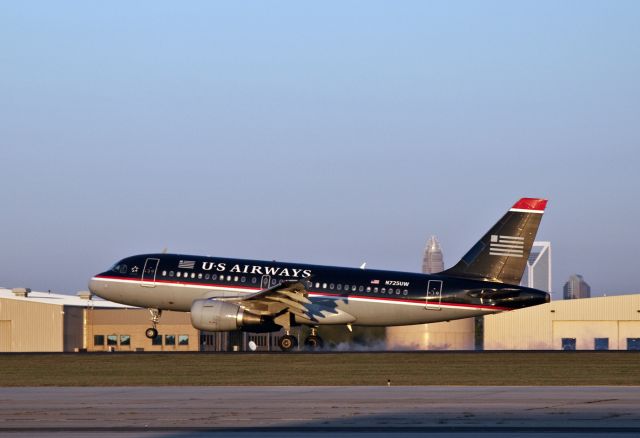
[190,300,264,332]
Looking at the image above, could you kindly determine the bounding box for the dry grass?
[0,352,638,386]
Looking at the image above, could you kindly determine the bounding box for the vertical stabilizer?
[442,198,547,285]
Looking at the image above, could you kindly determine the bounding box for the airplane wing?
[220,280,314,325]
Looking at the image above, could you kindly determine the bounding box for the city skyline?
[1,2,639,296]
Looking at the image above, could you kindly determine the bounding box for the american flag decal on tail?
[489,235,524,257]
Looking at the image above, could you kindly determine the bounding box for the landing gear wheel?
[304,335,324,350]
[145,327,158,339]
[278,335,298,352]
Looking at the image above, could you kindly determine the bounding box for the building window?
[179,335,189,346]
[594,338,609,350]
[165,335,176,346]
[627,338,640,351]
[120,335,131,346]
[561,338,576,350]
[152,334,162,346]
[107,335,117,346]
[94,335,105,346]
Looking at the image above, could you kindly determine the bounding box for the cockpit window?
[112,264,121,272]
[119,265,128,274]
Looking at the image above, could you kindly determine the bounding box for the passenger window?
[322,283,327,289]
[366,287,371,293]
[344,285,349,291]
[381,288,386,293]
[252,277,257,284]
[374,287,378,293]
[234,276,239,282]
[205,273,210,280]
[198,273,203,279]
[169,271,174,277]
[358,286,364,292]
[396,289,401,295]
[315,282,320,288]
[177,272,182,278]
[337,284,342,291]
[162,271,167,276]
[241,277,246,283]
[191,273,196,279]
[330,283,335,290]
[403,289,408,295]
[352,285,357,292]
[212,274,217,281]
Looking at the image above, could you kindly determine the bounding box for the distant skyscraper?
[422,236,444,274]
[520,241,552,294]
[563,274,591,300]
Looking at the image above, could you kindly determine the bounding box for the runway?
[0,386,639,436]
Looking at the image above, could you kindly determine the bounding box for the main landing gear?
[304,328,324,350]
[278,328,325,352]
[278,332,298,352]
[145,308,162,339]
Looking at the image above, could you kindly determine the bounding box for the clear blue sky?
[1,1,639,299]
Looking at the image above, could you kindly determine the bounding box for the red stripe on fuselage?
[93,275,511,312]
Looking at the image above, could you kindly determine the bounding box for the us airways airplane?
[89,198,550,351]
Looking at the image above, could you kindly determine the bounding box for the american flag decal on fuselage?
[489,235,524,257]
[178,260,196,269]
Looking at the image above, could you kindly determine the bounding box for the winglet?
[510,198,547,213]
[360,262,367,270]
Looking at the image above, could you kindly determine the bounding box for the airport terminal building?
[484,294,640,350]
[2,287,640,352]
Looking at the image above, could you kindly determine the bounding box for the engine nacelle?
[190,299,263,332]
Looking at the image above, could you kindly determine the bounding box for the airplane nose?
[88,277,105,298]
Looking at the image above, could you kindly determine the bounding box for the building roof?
[0,288,132,309]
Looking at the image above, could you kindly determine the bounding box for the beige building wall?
[386,318,475,350]
[0,299,65,352]
[86,308,199,352]
[484,294,640,350]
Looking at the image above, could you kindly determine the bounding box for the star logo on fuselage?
[131,266,139,273]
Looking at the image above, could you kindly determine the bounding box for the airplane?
[89,197,550,351]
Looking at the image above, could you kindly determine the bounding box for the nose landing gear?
[145,308,162,339]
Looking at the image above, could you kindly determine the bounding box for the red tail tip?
[512,198,548,211]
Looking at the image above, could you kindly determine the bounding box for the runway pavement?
[0,386,639,436]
